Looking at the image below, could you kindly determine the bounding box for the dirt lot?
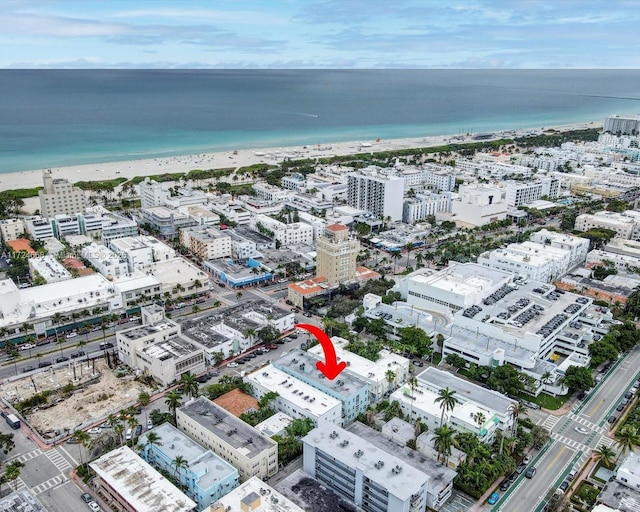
[1,360,155,434]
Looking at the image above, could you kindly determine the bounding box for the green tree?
[435,387,460,427]
[385,369,396,391]
[398,326,433,359]
[138,391,151,407]
[616,425,640,463]
[433,424,458,465]
[73,429,91,464]
[3,460,23,491]
[171,455,189,481]
[561,365,594,393]
[180,372,199,399]
[165,390,182,424]
[593,445,616,469]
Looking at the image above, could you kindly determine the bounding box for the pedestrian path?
[567,413,601,432]
[31,474,68,496]
[45,448,72,473]
[595,435,615,449]
[551,432,589,453]
[11,477,26,491]
[542,415,560,430]
[9,448,42,464]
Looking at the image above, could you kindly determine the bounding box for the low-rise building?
[451,184,507,227]
[529,229,590,269]
[139,423,239,511]
[177,397,278,481]
[81,242,129,279]
[304,421,455,512]
[28,255,72,283]
[110,235,176,271]
[207,477,305,512]
[575,211,640,240]
[0,218,24,244]
[254,412,293,438]
[273,350,370,424]
[139,206,197,237]
[89,446,197,512]
[246,365,342,425]
[307,336,410,400]
[249,214,314,247]
[180,226,232,260]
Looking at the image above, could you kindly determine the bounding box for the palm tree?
[180,373,199,399]
[171,455,189,482]
[433,424,458,465]
[473,412,486,428]
[3,460,24,491]
[114,423,125,446]
[541,371,553,387]
[405,242,414,268]
[415,252,424,268]
[435,387,460,427]
[8,349,19,376]
[391,251,402,273]
[615,425,640,463]
[73,429,91,464]
[593,445,616,469]
[385,369,396,391]
[139,431,162,458]
[507,402,527,435]
[165,390,182,424]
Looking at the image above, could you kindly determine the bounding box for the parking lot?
[440,492,477,512]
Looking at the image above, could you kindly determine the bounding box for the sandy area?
[0,121,600,193]
[2,360,154,434]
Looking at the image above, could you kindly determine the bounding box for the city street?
[495,346,640,512]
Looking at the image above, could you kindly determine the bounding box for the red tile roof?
[213,389,259,417]
[325,223,348,232]
[7,239,36,255]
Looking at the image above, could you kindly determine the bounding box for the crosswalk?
[31,474,68,496]
[541,415,560,430]
[9,448,42,464]
[566,412,600,431]
[551,432,589,453]
[44,449,72,473]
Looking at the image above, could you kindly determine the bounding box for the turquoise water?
[0,69,638,173]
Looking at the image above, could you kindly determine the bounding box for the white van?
[125,428,133,441]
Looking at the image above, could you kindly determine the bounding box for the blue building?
[273,350,370,424]
[138,422,239,511]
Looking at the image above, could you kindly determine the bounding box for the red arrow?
[295,323,346,380]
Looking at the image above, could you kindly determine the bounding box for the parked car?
[266,345,278,350]
[135,425,143,436]
[125,428,133,440]
[608,415,618,424]
[38,361,52,368]
[22,365,35,373]
[56,356,69,363]
[87,427,102,435]
[196,374,210,383]
[70,351,86,359]
[87,501,101,512]
[19,343,35,351]
[80,493,93,504]
[523,455,531,464]
[559,481,569,492]
[66,332,78,339]
[303,311,312,317]
[488,492,500,505]
[525,467,537,479]
[499,480,510,491]
[147,419,153,430]
[227,362,238,368]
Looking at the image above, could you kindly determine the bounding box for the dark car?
[608,415,618,423]
[237,359,246,364]
[55,356,69,363]
[275,339,285,345]
[525,467,537,479]
[499,480,510,491]
[70,351,86,359]
[617,403,626,411]
[36,338,51,346]
[38,361,52,368]
[413,360,425,367]
[559,481,569,492]
[196,374,210,384]
[625,391,634,400]
[218,282,226,287]
[81,493,93,504]
[515,464,527,475]
[22,365,35,373]
[135,424,143,436]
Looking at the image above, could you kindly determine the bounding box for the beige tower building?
[39,170,87,217]
[315,223,359,285]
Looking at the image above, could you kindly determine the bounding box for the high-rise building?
[347,170,404,221]
[315,224,359,285]
[38,170,87,217]
[139,177,170,209]
[604,115,640,136]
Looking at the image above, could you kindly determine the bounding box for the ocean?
[0,69,639,174]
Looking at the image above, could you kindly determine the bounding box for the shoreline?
[0,120,600,194]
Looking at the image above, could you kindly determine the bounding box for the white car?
[574,426,589,435]
[88,501,101,512]
[227,362,239,368]
[147,419,153,430]
[19,343,35,351]
[66,332,78,339]
[87,427,102,435]
[125,428,133,440]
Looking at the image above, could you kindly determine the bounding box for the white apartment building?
[390,381,500,443]
[451,184,507,227]
[307,336,410,401]
[419,165,456,191]
[297,211,327,241]
[38,170,87,217]
[81,242,129,279]
[177,397,278,481]
[182,205,220,226]
[209,200,252,225]
[403,192,452,224]
[575,211,639,240]
[28,256,72,283]
[396,263,513,313]
[110,235,176,272]
[586,250,640,272]
[0,219,24,243]
[477,241,573,282]
[208,477,305,512]
[604,115,640,135]
[303,422,451,512]
[616,452,640,489]
[456,159,533,180]
[24,217,54,240]
[347,169,404,222]
[505,178,560,207]
[281,173,307,192]
[164,187,208,209]
[249,214,314,246]
[90,446,196,512]
[246,365,342,426]
[180,226,232,260]
[53,214,81,238]
[252,184,291,202]
[139,178,170,209]
[529,229,590,269]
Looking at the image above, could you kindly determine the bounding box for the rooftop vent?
[339,440,350,447]
[374,461,384,469]
[354,449,364,459]
[329,431,339,439]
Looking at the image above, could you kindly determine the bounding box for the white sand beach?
[0,121,599,193]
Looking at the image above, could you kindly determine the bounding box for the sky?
[1,0,638,69]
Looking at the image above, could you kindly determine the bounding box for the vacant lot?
[1,360,154,434]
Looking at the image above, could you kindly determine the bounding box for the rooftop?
[409,262,512,297]
[119,320,178,341]
[255,412,294,438]
[140,423,237,490]
[245,365,341,418]
[211,476,306,512]
[0,490,46,512]
[89,446,197,512]
[418,366,516,415]
[7,239,36,255]
[178,397,276,459]
[274,470,357,512]
[287,277,329,296]
[303,421,430,500]
[229,227,273,245]
[213,389,259,418]
[325,224,348,232]
[598,478,640,512]
[274,350,369,399]
[141,335,201,360]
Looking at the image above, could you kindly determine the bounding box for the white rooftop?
[409,262,512,295]
[209,477,304,512]
[89,446,196,512]
[303,422,429,501]
[113,274,161,293]
[255,412,293,437]
[29,256,72,282]
[245,365,341,418]
[144,257,208,287]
